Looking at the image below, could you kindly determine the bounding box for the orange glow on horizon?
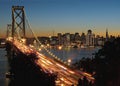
[1,27,120,38]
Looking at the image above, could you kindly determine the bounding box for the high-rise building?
[86,30,95,46]
[57,33,62,45]
[80,32,86,45]
[65,33,70,46]
[74,32,80,42]
[106,29,109,41]
[70,34,75,42]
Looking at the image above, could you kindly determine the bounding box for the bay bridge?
[6,6,95,86]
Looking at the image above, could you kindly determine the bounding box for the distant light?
[58,46,62,50]
[21,38,26,44]
[61,77,64,81]
[1,42,5,45]
[67,59,72,66]
[68,59,71,63]
[29,44,34,48]
[41,45,44,47]
[39,48,41,51]
[61,84,65,86]
[49,36,51,38]
[47,44,50,46]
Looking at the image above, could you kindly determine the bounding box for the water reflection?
[41,46,100,64]
[0,48,9,86]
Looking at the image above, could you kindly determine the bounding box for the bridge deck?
[7,39,95,86]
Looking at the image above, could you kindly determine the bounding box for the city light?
[58,46,62,50]
[67,59,71,65]
[68,59,71,63]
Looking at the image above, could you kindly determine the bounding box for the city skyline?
[0,0,120,38]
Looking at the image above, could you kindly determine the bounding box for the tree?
[94,37,120,86]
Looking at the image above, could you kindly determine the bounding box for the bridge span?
[6,37,95,86]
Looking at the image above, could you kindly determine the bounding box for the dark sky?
[0,0,120,37]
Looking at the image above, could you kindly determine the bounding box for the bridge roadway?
[8,38,95,86]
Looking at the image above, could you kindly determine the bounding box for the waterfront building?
[65,33,71,46]
[80,32,86,45]
[50,36,58,46]
[95,35,104,46]
[70,34,75,42]
[74,32,80,43]
[38,37,50,44]
[86,30,95,46]
[57,33,62,45]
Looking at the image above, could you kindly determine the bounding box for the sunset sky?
[0,0,120,38]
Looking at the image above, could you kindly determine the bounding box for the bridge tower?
[6,24,12,38]
[12,6,25,38]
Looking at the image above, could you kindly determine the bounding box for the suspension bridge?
[6,6,95,86]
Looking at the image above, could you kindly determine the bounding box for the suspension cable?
[24,12,42,46]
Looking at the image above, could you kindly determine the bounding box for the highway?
[8,38,95,86]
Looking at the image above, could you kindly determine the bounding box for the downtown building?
[86,30,95,46]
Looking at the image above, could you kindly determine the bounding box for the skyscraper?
[58,33,62,45]
[106,28,109,41]
[86,30,95,46]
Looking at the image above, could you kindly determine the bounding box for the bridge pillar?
[12,6,25,38]
[7,24,12,38]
